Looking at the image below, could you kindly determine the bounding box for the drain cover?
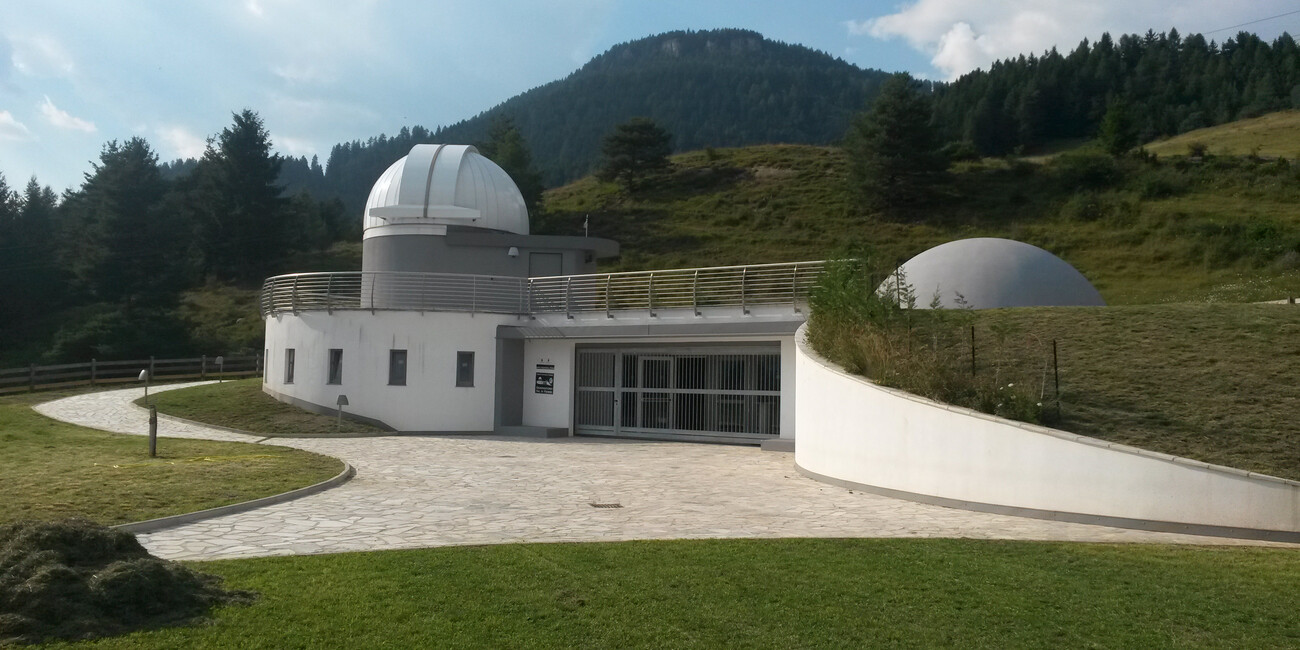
[589,503,623,509]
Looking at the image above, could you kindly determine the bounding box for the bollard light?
[335,394,349,430]
[215,355,225,383]
[138,369,150,404]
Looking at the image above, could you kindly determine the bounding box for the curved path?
[36,384,1288,561]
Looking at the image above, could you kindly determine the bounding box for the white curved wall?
[794,324,1300,538]
[264,310,519,431]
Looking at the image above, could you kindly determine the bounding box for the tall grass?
[807,257,1050,423]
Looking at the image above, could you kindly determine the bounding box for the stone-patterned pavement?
[34,384,1291,561]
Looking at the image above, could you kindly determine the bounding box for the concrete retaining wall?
[793,324,1300,541]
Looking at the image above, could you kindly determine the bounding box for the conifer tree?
[598,117,673,192]
[479,116,545,215]
[844,73,946,210]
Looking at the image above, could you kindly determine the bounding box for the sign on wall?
[535,372,554,394]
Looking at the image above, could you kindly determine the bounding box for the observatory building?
[884,238,1106,309]
[260,144,817,444]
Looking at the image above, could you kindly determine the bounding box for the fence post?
[201,355,207,380]
[90,359,97,385]
[149,356,155,382]
[28,363,35,392]
[969,326,976,377]
[257,353,263,376]
[1053,339,1061,421]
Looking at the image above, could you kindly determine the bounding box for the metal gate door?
[574,347,781,444]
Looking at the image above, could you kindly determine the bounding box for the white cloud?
[276,135,315,157]
[852,1,1300,80]
[39,95,95,132]
[0,110,32,140]
[9,35,75,77]
[155,125,207,159]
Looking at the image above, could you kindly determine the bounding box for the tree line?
[933,29,1300,156]
[0,110,349,362]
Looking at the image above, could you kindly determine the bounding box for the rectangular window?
[327,349,343,385]
[264,348,269,383]
[284,349,295,384]
[456,351,475,387]
[389,349,408,386]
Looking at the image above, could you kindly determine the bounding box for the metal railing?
[259,261,825,318]
[0,354,263,395]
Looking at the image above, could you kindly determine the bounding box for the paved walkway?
[35,384,1289,561]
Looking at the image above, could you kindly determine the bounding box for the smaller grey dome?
[884,238,1105,309]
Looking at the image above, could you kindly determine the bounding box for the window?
[284,349,295,384]
[264,348,269,383]
[327,349,343,385]
[389,349,407,386]
[456,351,474,387]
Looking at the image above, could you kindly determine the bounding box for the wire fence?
[0,355,263,395]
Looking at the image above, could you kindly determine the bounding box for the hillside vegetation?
[545,143,1300,303]
[1145,110,1300,157]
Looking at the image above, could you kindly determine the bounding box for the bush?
[806,255,1048,425]
[1050,152,1121,190]
[0,519,254,645]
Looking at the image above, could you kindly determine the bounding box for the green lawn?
[1145,110,1300,158]
[142,378,384,435]
[47,538,1300,648]
[0,389,343,525]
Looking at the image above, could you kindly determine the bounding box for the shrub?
[1050,151,1120,190]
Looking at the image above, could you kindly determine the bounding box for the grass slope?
[0,388,343,525]
[50,539,1300,648]
[544,144,1300,304]
[143,378,384,435]
[1145,110,1300,158]
[973,303,1300,480]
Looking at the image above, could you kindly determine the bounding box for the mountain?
[321,29,896,213]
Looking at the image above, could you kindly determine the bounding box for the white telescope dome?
[363,144,529,237]
[884,238,1105,309]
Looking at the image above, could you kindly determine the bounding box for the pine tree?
[478,116,545,215]
[598,117,673,192]
[1098,100,1139,156]
[192,109,287,282]
[844,73,947,210]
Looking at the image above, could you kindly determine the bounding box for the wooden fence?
[0,355,262,394]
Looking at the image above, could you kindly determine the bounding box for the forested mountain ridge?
[318,29,895,214]
[936,30,1300,155]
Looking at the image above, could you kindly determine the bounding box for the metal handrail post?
[472,276,478,315]
[291,276,299,314]
[566,277,573,319]
[326,274,334,314]
[647,272,655,317]
[741,268,748,315]
[692,270,700,316]
[605,275,612,319]
[791,264,800,313]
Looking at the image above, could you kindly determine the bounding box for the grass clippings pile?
[0,519,253,645]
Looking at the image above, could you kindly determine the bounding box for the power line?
[1204,9,1300,35]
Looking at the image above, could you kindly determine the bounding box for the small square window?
[456,351,474,387]
[389,349,408,386]
[284,349,295,384]
[327,349,343,385]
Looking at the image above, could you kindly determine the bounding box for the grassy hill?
[544,143,1300,303]
[1144,110,1300,158]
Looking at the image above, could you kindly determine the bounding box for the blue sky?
[3,1,1300,192]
